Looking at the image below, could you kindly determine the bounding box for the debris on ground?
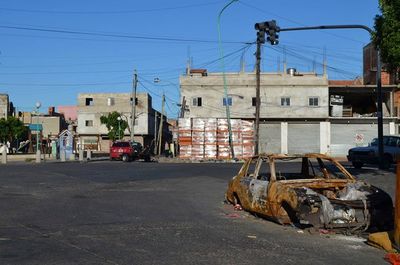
[319,229,331,235]
[367,232,394,252]
[225,213,241,218]
[247,235,257,239]
[385,253,400,265]
[233,204,243,211]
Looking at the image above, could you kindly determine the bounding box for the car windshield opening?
[273,157,348,180]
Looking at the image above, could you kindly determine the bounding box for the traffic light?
[254,22,268,31]
[267,20,280,45]
[256,30,265,44]
[255,20,280,45]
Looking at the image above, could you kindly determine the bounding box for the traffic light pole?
[157,94,165,156]
[255,40,261,155]
[131,69,138,142]
[277,24,384,169]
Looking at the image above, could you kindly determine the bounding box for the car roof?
[251,153,355,180]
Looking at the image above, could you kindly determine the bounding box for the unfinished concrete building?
[77,92,168,152]
[0,94,9,119]
[180,68,399,157]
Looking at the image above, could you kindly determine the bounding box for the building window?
[192,97,202,107]
[281,97,290,107]
[252,97,257,107]
[85,98,94,106]
[223,97,232,106]
[85,120,93,127]
[309,97,319,107]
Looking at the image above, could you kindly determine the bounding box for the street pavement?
[0,161,396,265]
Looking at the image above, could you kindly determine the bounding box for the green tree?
[100,111,128,141]
[0,116,28,143]
[373,0,400,73]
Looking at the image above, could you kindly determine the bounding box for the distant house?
[18,107,67,152]
[58,106,78,122]
[76,92,170,152]
[0,94,9,119]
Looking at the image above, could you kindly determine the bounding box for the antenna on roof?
[323,46,327,77]
[283,45,287,74]
[186,46,191,75]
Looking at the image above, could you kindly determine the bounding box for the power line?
[137,79,178,105]
[0,1,225,15]
[196,43,253,68]
[0,25,247,44]
[238,0,367,45]
[0,81,130,87]
[0,58,137,69]
[0,69,131,75]
[267,45,359,78]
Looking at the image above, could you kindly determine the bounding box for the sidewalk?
[1,153,350,164]
[1,153,109,163]
[3,154,57,162]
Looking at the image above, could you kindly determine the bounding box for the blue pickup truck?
[347,135,400,169]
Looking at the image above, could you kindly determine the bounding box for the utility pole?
[376,49,384,169]
[157,94,165,155]
[254,21,276,155]
[180,96,186,118]
[255,40,261,155]
[153,112,157,154]
[131,69,138,142]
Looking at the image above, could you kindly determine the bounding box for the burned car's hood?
[291,181,393,229]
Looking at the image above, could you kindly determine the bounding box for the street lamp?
[117,116,121,140]
[35,101,41,163]
[217,0,239,159]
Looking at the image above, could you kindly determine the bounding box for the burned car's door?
[237,157,271,215]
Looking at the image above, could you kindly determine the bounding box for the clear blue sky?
[0,0,380,117]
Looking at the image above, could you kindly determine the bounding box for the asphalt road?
[0,161,395,265]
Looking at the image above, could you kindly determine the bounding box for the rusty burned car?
[225,154,393,232]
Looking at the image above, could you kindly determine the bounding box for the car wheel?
[279,201,299,225]
[352,161,363,169]
[122,154,130,162]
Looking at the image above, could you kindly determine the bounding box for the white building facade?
[180,70,398,156]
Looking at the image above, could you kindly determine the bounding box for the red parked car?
[110,141,151,162]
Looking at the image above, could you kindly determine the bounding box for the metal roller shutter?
[330,123,389,156]
[288,123,320,154]
[259,123,281,153]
